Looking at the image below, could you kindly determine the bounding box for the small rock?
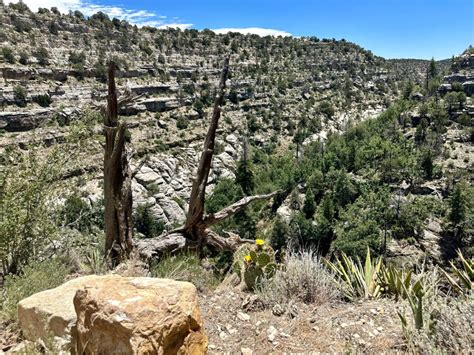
[288,303,298,319]
[242,295,265,311]
[219,331,228,340]
[272,304,285,316]
[241,347,253,355]
[237,311,251,321]
[226,324,238,335]
[267,326,278,342]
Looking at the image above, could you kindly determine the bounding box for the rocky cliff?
[0,3,435,228]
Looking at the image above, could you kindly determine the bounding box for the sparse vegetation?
[0,4,472,353]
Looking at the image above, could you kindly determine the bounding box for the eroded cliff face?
[0,3,430,228]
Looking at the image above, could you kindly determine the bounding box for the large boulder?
[74,276,207,355]
[18,275,207,354]
[17,275,104,352]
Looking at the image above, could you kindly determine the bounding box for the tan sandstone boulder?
[17,275,104,352]
[73,276,208,355]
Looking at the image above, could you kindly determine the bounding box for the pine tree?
[421,151,434,180]
[321,194,335,222]
[271,216,289,252]
[428,58,437,80]
[303,188,316,219]
[235,144,254,196]
[449,182,466,225]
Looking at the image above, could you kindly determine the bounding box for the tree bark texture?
[104,62,133,265]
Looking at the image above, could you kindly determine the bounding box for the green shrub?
[0,259,69,322]
[134,203,165,238]
[2,47,15,64]
[176,117,188,130]
[68,51,86,65]
[13,85,27,107]
[151,253,219,291]
[206,178,243,214]
[32,94,52,107]
[93,61,107,83]
[19,51,28,65]
[60,195,104,233]
[1,144,73,275]
[11,15,32,33]
[35,47,49,66]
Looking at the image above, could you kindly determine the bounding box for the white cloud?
[212,27,291,37]
[5,0,192,28]
[157,23,193,30]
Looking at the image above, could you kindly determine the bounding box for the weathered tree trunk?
[136,58,278,261]
[104,62,133,265]
[183,57,230,241]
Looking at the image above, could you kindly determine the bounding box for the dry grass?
[256,250,342,306]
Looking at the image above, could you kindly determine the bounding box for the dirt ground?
[200,288,406,354]
[1,287,406,354]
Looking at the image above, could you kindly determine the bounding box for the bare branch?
[205,230,254,251]
[135,232,195,260]
[203,191,278,226]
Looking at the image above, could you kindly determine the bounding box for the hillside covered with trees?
[0,2,473,353]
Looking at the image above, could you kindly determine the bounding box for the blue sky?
[12,0,474,59]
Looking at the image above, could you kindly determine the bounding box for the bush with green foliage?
[235,156,254,195]
[32,93,52,107]
[0,259,69,322]
[19,51,28,65]
[60,194,104,233]
[134,203,165,238]
[176,116,189,129]
[2,47,15,63]
[35,47,49,65]
[13,85,27,107]
[151,253,219,291]
[93,60,107,82]
[270,216,289,253]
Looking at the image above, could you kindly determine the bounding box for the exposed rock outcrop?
[74,276,207,355]
[18,275,208,354]
[17,275,103,352]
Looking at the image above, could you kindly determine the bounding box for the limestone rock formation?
[74,276,208,354]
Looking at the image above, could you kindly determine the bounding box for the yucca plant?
[397,268,440,332]
[398,279,425,330]
[84,248,107,275]
[324,248,382,300]
[442,250,473,295]
[379,264,412,301]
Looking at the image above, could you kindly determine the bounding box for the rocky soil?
[0,279,406,354]
[200,289,404,354]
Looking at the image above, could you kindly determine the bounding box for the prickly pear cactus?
[240,239,277,290]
